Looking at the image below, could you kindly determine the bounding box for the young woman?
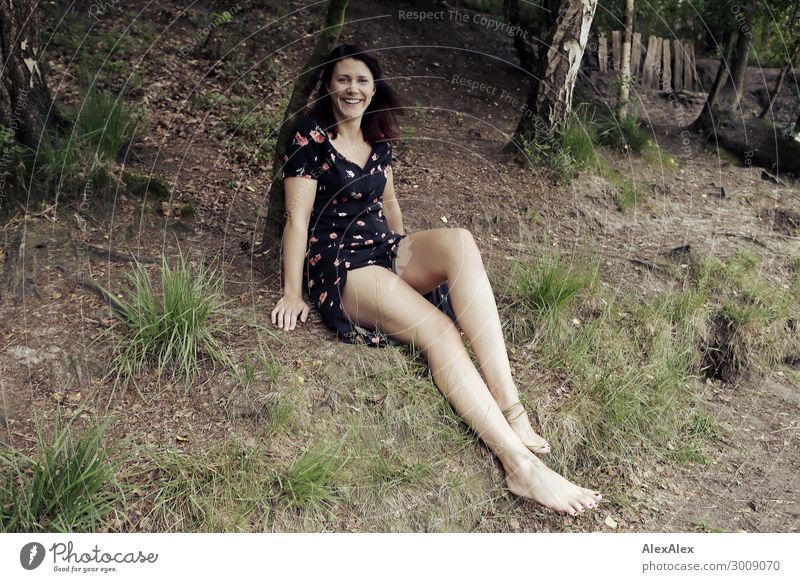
[271,44,601,516]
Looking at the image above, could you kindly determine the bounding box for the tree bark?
[507,0,598,149]
[259,0,349,265]
[724,0,758,113]
[0,0,54,149]
[616,0,634,118]
[689,32,735,131]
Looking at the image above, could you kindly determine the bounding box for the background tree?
[259,0,349,267]
[723,0,758,113]
[689,0,758,130]
[615,0,634,118]
[688,31,735,131]
[758,4,799,119]
[0,0,54,149]
[507,0,599,149]
[503,0,539,74]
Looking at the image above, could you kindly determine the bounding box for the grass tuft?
[276,442,348,511]
[0,414,121,532]
[507,246,595,323]
[109,251,232,388]
[73,84,143,160]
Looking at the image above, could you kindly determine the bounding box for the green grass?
[213,94,286,164]
[597,113,653,153]
[691,517,726,533]
[690,250,798,380]
[72,83,143,160]
[506,246,595,327]
[143,438,275,532]
[108,252,232,389]
[494,244,718,490]
[597,113,678,169]
[0,414,122,532]
[276,442,348,511]
[34,131,79,191]
[494,242,800,495]
[370,450,437,490]
[518,110,677,191]
[402,125,417,146]
[612,176,643,212]
[561,112,603,170]
[517,111,611,183]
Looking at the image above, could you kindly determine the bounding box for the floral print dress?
[281,114,457,347]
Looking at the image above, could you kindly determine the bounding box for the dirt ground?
[1,0,799,532]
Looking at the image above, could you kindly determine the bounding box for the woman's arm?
[271,177,316,331]
[382,166,404,235]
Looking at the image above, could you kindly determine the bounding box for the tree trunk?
[616,0,634,118]
[507,0,598,149]
[689,32,735,131]
[259,0,349,266]
[758,5,798,119]
[724,0,758,113]
[758,53,797,119]
[503,0,538,74]
[0,0,54,149]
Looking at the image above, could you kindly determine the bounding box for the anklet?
[501,401,526,422]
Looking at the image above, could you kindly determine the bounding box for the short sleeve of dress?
[380,140,392,173]
[281,116,326,180]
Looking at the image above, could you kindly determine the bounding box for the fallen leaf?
[604,515,618,529]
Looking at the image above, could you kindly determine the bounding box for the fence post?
[661,38,672,90]
[631,32,643,81]
[684,41,695,91]
[611,30,622,70]
[599,33,608,72]
[642,35,657,88]
[672,39,683,91]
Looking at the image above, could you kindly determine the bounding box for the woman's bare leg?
[394,228,549,452]
[340,265,600,515]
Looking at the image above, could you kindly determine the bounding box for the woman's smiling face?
[326,58,376,123]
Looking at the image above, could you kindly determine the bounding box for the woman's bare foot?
[502,402,551,455]
[505,455,601,516]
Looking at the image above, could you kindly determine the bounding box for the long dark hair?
[306,44,404,143]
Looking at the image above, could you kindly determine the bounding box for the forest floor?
[1,0,799,532]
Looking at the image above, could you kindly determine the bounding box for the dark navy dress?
[281,114,457,347]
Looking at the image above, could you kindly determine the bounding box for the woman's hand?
[271,294,310,331]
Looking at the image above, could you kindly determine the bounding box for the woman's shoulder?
[292,113,327,139]
[285,114,328,157]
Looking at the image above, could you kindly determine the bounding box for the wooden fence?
[598,32,696,92]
